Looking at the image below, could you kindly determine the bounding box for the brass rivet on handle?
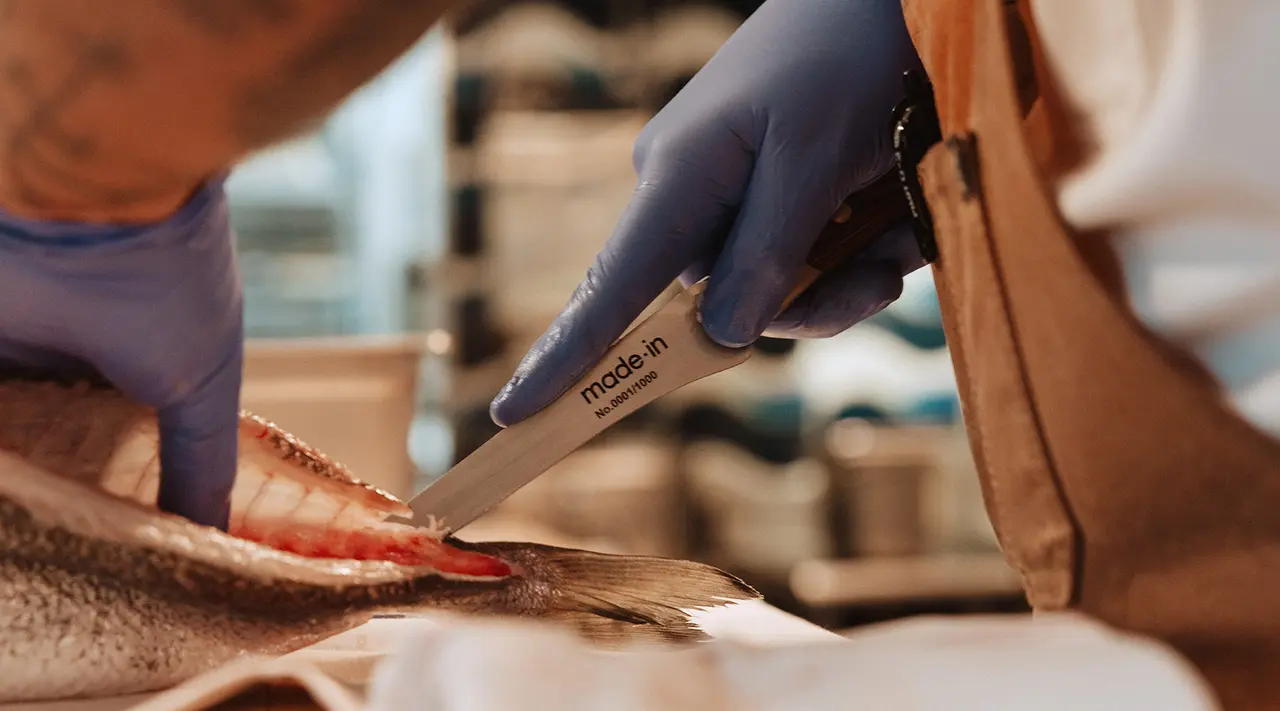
[832,203,854,224]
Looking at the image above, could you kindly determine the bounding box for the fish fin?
[448,539,761,646]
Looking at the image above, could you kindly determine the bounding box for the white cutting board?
[1,602,837,711]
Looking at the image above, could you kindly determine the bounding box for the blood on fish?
[235,524,512,578]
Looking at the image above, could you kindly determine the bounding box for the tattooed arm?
[0,0,467,530]
[0,0,464,223]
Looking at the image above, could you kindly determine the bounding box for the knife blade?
[405,168,911,532]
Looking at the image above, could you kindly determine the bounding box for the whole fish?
[0,378,758,703]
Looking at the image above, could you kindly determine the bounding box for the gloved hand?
[491,0,928,427]
[0,180,244,530]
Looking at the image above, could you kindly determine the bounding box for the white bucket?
[241,335,427,499]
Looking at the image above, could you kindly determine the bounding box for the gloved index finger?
[489,167,745,428]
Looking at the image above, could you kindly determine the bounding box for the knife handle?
[778,169,911,313]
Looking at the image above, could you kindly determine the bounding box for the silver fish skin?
[0,380,758,703]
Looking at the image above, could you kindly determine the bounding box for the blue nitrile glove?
[491,0,927,427]
[0,180,244,530]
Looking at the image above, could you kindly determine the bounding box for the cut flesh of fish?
[0,382,512,578]
[226,418,511,577]
[220,417,511,577]
[235,521,513,577]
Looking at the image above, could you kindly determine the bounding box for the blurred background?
[229,1,1026,634]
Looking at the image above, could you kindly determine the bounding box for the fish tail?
[431,539,761,645]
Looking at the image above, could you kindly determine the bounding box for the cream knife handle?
[406,168,913,531]
[780,169,912,313]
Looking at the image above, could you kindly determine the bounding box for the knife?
[404,169,912,532]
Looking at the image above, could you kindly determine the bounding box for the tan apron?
[900,0,1280,707]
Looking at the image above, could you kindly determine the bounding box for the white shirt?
[1032,0,1280,437]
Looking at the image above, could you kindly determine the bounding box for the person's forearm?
[0,0,466,223]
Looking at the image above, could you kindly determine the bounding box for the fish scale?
[0,383,142,488]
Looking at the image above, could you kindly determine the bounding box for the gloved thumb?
[154,342,244,530]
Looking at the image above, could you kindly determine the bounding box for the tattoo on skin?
[0,0,468,217]
[3,59,34,96]
[233,0,450,147]
[173,0,295,40]
[2,36,183,208]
